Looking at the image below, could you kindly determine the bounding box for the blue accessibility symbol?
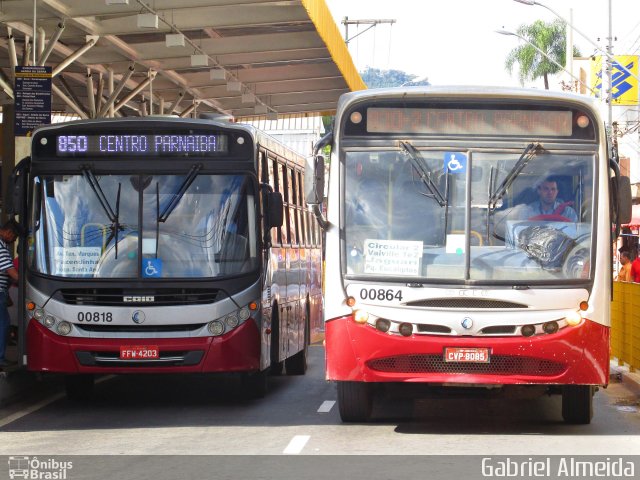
[444,152,467,174]
[142,258,162,278]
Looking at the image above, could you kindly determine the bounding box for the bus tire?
[285,346,307,375]
[285,304,309,375]
[269,307,284,376]
[337,381,373,422]
[65,374,94,401]
[562,385,594,424]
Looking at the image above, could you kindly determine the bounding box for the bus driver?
[525,177,578,222]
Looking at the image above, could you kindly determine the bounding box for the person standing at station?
[630,247,640,283]
[0,220,20,366]
[616,250,632,282]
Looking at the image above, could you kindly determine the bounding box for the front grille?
[404,298,528,309]
[76,323,206,333]
[416,324,452,334]
[480,325,517,335]
[367,354,565,376]
[58,288,221,306]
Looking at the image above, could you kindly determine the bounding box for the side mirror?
[618,175,632,225]
[304,155,325,205]
[267,191,284,228]
[4,157,30,221]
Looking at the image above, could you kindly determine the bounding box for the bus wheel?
[285,346,307,375]
[65,374,94,401]
[562,385,594,424]
[241,370,269,399]
[269,308,284,376]
[337,381,373,422]
[285,304,309,375]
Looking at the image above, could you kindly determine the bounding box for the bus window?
[279,163,289,245]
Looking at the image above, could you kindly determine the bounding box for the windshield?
[29,173,258,279]
[344,148,594,283]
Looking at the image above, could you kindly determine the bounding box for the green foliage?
[360,66,430,88]
[505,19,581,89]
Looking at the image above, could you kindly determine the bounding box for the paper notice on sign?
[54,247,101,275]
[364,239,422,275]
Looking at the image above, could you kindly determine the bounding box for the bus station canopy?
[0,0,365,119]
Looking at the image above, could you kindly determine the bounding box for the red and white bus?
[305,87,631,424]
[7,116,323,399]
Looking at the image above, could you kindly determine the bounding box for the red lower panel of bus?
[325,316,610,385]
[26,319,261,374]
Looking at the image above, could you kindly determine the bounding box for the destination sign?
[366,107,575,137]
[55,133,228,156]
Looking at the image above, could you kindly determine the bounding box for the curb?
[610,360,640,396]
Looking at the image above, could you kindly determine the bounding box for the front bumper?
[325,316,609,385]
[26,319,261,374]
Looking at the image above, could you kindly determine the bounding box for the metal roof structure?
[0,0,365,120]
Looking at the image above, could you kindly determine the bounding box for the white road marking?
[317,400,335,413]
[0,375,114,428]
[0,393,65,428]
[283,435,310,454]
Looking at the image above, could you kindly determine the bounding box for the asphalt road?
[0,345,639,479]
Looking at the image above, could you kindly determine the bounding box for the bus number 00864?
[359,288,403,302]
[77,312,113,322]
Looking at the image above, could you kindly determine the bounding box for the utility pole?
[342,17,396,45]
[606,0,613,128]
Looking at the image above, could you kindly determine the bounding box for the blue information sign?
[14,66,52,136]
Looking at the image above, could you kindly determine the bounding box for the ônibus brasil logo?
[8,456,73,479]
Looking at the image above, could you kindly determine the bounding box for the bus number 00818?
[77,312,113,322]
[359,288,403,302]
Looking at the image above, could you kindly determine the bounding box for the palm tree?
[505,19,580,89]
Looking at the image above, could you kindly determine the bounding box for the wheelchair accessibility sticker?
[143,258,162,278]
[444,152,467,174]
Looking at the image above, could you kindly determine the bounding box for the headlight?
[565,311,582,326]
[238,307,251,321]
[353,309,369,324]
[44,315,56,328]
[33,308,45,321]
[56,321,72,336]
[225,313,239,329]
[208,320,225,336]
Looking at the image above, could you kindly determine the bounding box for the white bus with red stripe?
[7,116,323,399]
[305,87,631,424]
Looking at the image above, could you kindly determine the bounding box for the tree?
[321,68,430,137]
[359,67,430,88]
[505,19,581,90]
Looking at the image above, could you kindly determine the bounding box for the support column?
[1,104,30,223]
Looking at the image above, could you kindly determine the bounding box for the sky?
[323,0,640,88]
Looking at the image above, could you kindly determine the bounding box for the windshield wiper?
[82,166,117,222]
[488,142,542,211]
[82,166,123,258]
[158,164,202,223]
[399,141,446,206]
[155,182,160,258]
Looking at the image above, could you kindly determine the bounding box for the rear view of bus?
[306,87,631,424]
